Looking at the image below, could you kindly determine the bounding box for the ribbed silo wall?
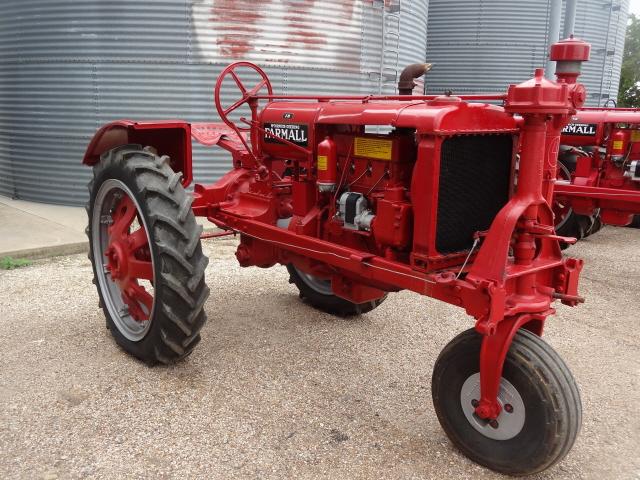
[425,0,628,106]
[575,0,629,105]
[0,0,427,206]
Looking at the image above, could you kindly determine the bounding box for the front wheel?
[87,145,210,364]
[431,328,581,476]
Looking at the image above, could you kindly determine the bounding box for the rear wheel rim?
[293,266,333,296]
[92,179,156,342]
[459,372,526,441]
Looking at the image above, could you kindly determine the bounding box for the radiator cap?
[428,95,462,106]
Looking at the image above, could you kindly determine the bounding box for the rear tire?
[554,157,600,247]
[432,328,581,476]
[87,144,210,365]
[556,211,595,245]
[286,264,386,316]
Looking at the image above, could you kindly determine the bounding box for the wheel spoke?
[110,195,137,239]
[130,283,154,315]
[121,291,144,321]
[121,282,153,321]
[223,95,249,116]
[230,70,247,94]
[128,258,154,280]
[128,228,149,252]
[247,79,267,97]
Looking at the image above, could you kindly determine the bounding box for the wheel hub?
[460,372,526,441]
[105,241,129,280]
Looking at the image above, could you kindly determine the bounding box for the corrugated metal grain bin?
[425,0,628,106]
[0,0,427,206]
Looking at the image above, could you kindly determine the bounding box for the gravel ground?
[0,227,639,480]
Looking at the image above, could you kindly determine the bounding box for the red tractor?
[554,107,640,241]
[83,39,590,475]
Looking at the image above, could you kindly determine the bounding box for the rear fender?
[83,120,193,186]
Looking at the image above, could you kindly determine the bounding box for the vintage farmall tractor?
[83,38,590,475]
[554,107,640,241]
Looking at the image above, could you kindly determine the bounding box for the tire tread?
[432,328,581,476]
[286,264,386,316]
[87,144,210,365]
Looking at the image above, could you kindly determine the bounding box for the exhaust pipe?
[398,63,432,95]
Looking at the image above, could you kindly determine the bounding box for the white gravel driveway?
[1,228,639,479]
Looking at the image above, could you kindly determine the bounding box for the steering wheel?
[214,62,273,132]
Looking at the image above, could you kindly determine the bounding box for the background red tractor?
[82,39,590,475]
[554,107,640,241]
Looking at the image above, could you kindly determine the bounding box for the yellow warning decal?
[317,155,328,171]
[354,137,393,161]
[631,130,640,142]
[613,140,624,150]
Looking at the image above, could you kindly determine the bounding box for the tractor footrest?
[191,123,247,148]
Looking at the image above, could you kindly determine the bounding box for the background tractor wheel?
[556,211,596,245]
[286,264,386,316]
[431,328,581,476]
[87,144,210,365]
[554,156,601,247]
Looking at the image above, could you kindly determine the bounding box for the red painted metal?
[254,94,508,101]
[214,62,273,133]
[83,42,591,422]
[82,120,194,187]
[316,136,338,190]
[554,106,640,225]
[104,192,154,322]
[200,230,236,239]
[214,62,273,163]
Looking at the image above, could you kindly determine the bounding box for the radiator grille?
[436,134,513,254]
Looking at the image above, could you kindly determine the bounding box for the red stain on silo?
[283,0,326,47]
[210,0,262,58]
[206,0,361,70]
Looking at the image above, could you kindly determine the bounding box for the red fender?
[82,120,193,187]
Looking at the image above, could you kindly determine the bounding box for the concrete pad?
[0,196,88,232]
[0,196,88,260]
[0,195,217,260]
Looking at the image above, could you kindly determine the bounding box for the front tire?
[286,264,386,316]
[431,328,581,476]
[87,145,210,365]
